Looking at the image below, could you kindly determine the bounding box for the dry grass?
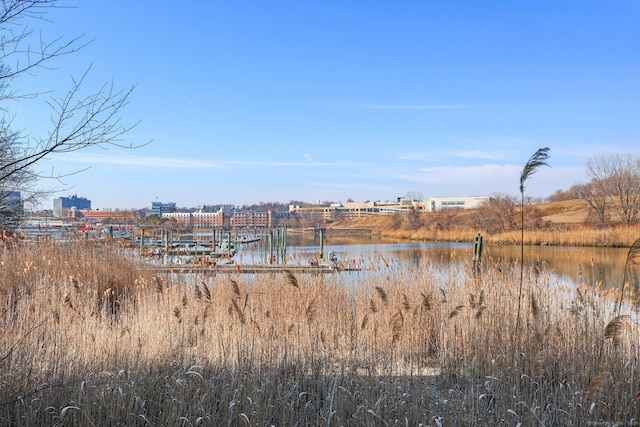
[330,199,640,247]
[1,236,639,425]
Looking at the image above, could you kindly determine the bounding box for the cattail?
[194,283,202,300]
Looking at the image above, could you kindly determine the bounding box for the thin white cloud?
[54,152,359,169]
[226,159,358,167]
[353,103,479,110]
[398,149,509,162]
[395,164,586,197]
[397,164,520,185]
[55,153,222,168]
[186,96,208,105]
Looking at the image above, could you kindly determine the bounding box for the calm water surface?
[235,233,636,289]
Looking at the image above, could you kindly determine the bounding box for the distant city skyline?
[9,1,640,210]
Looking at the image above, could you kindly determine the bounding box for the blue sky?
[11,1,640,210]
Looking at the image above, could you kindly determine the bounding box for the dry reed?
[0,236,638,425]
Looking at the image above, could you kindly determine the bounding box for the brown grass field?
[329,199,640,248]
[2,213,640,425]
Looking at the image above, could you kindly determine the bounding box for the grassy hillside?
[327,199,640,247]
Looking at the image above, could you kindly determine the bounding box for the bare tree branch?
[0,0,143,225]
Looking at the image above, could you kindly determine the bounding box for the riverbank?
[327,199,640,247]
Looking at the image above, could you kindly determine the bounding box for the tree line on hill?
[547,153,640,226]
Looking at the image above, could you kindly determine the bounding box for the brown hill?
[329,199,591,231]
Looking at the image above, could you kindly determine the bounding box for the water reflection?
[240,233,639,289]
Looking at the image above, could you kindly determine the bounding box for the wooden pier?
[140,264,361,274]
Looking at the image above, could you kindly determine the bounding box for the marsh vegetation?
[1,235,639,426]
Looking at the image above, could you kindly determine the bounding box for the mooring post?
[282,226,287,264]
[319,228,325,259]
[473,233,483,276]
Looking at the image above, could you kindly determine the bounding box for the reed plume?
[532,349,547,377]
[201,281,211,303]
[616,237,640,316]
[375,286,388,305]
[230,298,245,324]
[421,292,432,310]
[585,372,610,403]
[390,310,404,344]
[604,315,631,347]
[230,279,241,298]
[305,298,317,325]
[285,270,299,288]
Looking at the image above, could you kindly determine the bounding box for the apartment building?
[161,212,193,227]
[229,210,272,228]
[79,209,141,222]
[192,210,227,229]
[53,195,91,217]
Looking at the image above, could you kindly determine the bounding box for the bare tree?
[586,153,640,226]
[575,181,608,225]
[0,1,140,220]
[473,193,518,233]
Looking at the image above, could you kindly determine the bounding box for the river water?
[234,233,636,290]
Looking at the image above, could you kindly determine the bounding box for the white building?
[427,196,490,212]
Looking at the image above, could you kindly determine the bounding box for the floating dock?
[140,264,360,274]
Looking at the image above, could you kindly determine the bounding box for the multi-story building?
[53,195,91,217]
[162,212,193,227]
[426,196,490,212]
[151,201,177,217]
[80,209,141,222]
[288,198,426,222]
[160,210,275,229]
[193,210,227,229]
[229,211,273,228]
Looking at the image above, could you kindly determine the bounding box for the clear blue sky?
[11,1,640,210]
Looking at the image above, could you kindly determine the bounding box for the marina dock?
[140,263,361,274]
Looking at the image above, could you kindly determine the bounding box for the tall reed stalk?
[514,147,550,363]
